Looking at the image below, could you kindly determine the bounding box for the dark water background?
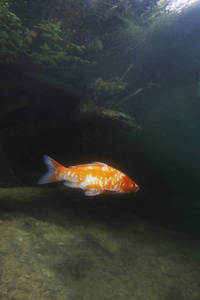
[0,1,200,299]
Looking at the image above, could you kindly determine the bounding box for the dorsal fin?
[91,162,107,165]
[69,162,107,168]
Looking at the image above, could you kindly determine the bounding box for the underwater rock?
[90,77,127,96]
[78,103,142,131]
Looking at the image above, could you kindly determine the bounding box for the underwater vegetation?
[0,1,31,64]
[0,1,89,69]
[1,0,159,69]
[1,0,200,191]
[1,0,191,70]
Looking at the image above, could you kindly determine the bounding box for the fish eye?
[131,183,135,188]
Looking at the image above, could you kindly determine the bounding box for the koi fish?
[38,155,139,196]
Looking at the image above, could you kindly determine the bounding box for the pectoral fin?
[84,191,101,196]
[63,182,79,189]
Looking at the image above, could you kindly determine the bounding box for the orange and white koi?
[38,155,139,196]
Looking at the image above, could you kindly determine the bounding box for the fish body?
[38,155,139,196]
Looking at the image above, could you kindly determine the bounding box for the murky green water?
[1,0,200,299]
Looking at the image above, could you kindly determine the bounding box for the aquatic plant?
[0,1,31,64]
[1,0,162,69]
[29,20,88,69]
[0,1,88,69]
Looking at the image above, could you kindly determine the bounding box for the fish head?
[121,175,139,193]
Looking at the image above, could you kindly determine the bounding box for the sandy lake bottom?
[0,187,200,300]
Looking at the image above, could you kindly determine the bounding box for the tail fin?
[38,155,63,184]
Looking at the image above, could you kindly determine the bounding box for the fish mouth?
[134,184,139,192]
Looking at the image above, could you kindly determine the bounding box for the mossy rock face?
[78,101,142,131]
[91,77,126,95]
